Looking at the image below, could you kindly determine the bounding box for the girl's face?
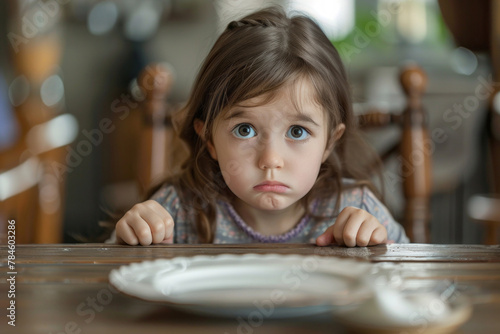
[204,79,345,213]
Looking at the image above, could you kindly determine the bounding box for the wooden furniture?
[0,154,40,244]
[476,87,500,243]
[0,243,499,333]
[0,114,77,244]
[358,65,432,243]
[438,0,500,244]
[0,2,76,244]
[136,63,178,195]
[481,1,500,244]
[101,63,179,213]
[468,195,500,245]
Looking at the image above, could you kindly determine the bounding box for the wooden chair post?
[136,64,174,196]
[438,0,500,244]
[483,1,500,243]
[0,1,70,244]
[399,65,432,243]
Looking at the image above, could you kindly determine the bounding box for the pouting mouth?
[254,180,288,187]
[254,181,289,193]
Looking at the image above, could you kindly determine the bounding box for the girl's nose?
[258,143,284,170]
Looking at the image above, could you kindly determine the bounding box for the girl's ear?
[193,119,204,138]
[193,119,218,160]
[322,123,345,163]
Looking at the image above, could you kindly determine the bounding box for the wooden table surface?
[1,243,500,334]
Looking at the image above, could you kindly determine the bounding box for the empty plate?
[109,253,372,318]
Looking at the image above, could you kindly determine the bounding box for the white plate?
[109,254,372,318]
[334,293,472,334]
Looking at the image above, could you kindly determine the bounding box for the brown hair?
[156,6,382,242]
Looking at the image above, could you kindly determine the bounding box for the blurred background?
[0,0,499,244]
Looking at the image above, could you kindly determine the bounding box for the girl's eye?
[232,124,256,138]
[286,125,309,140]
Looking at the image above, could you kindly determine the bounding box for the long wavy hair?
[151,6,382,243]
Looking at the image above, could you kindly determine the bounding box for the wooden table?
[1,243,500,333]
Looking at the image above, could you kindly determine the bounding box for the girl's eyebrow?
[224,109,321,127]
[291,113,321,127]
[223,109,248,120]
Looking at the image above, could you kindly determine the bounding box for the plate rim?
[108,253,371,316]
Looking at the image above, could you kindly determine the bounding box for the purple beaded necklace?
[223,200,318,243]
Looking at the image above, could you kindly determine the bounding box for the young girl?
[112,6,409,247]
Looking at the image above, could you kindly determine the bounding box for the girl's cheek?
[232,140,257,161]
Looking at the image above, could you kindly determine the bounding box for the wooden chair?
[467,194,500,245]
[465,86,500,244]
[135,64,179,195]
[0,1,77,244]
[133,63,432,243]
[98,64,178,216]
[0,153,40,244]
[357,65,431,243]
[439,0,500,244]
[0,114,77,243]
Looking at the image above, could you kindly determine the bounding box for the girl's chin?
[253,194,291,211]
[233,193,299,212]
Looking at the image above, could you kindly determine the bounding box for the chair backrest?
[135,64,178,195]
[0,2,77,244]
[467,194,500,245]
[0,114,77,244]
[0,154,40,243]
[358,65,431,243]
[134,63,432,243]
[439,0,500,244]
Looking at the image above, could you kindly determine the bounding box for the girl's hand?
[115,200,174,245]
[315,207,387,247]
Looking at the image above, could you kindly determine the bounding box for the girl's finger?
[315,224,335,246]
[144,200,174,244]
[129,220,153,246]
[116,220,139,245]
[368,226,388,246]
[138,209,167,244]
[356,218,378,247]
[331,207,355,246]
[161,234,174,244]
[340,210,366,247]
[161,216,175,243]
